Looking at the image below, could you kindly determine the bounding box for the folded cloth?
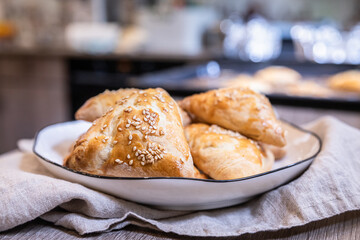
[1,116,360,237]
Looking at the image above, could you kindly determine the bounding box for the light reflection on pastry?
[65,88,199,178]
[328,70,360,93]
[254,66,301,86]
[179,87,286,147]
[184,123,274,180]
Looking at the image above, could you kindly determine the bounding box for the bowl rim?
[33,120,322,183]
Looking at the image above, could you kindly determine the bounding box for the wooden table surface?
[1,106,360,239]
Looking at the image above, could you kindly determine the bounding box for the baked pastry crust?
[254,66,301,86]
[179,87,286,147]
[285,81,332,98]
[65,88,197,178]
[76,88,191,126]
[184,123,274,180]
[223,74,273,94]
[328,70,360,93]
[75,88,138,122]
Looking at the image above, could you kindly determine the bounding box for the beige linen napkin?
[1,116,360,237]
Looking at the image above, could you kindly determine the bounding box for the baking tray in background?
[128,61,360,111]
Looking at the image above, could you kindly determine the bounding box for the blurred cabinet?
[0,56,69,153]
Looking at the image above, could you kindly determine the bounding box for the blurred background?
[0,0,360,153]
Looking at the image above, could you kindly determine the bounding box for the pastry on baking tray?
[65,88,200,178]
[327,70,360,93]
[223,74,273,94]
[75,88,191,126]
[285,81,332,98]
[184,123,274,180]
[254,66,301,86]
[179,87,286,147]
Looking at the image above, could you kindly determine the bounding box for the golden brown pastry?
[179,107,192,127]
[254,66,301,86]
[223,74,272,93]
[76,88,191,126]
[75,88,138,122]
[184,123,274,180]
[327,70,360,93]
[65,88,198,178]
[179,87,286,147]
[285,81,332,98]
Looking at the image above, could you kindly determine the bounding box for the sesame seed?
[133,115,137,120]
[95,136,98,140]
[128,135,133,140]
[151,130,156,134]
[102,139,106,143]
[135,152,139,157]
[141,162,145,166]
[125,124,130,128]
[105,136,109,140]
[118,127,122,131]
[113,141,118,144]
[124,107,132,113]
[115,159,122,164]
[142,126,146,131]
[153,126,157,130]
[133,146,137,151]
[144,135,148,139]
[135,125,141,129]
[129,160,133,165]
[127,154,130,159]
[128,141,132,145]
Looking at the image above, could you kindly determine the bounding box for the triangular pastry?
[65,88,197,178]
[179,87,286,147]
[328,70,360,93]
[75,88,191,126]
[184,123,274,180]
[75,88,138,122]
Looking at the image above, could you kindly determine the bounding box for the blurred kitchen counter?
[0,48,218,153]
[0,47,219,61]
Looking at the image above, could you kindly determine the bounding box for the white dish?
[33,120,321,211]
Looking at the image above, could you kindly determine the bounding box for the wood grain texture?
[1,210,359,239]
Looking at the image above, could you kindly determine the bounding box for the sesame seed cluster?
[92,89,175,168]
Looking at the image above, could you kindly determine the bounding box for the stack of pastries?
[64,87,286,180]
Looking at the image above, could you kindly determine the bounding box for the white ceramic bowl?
[33,120,321,211]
